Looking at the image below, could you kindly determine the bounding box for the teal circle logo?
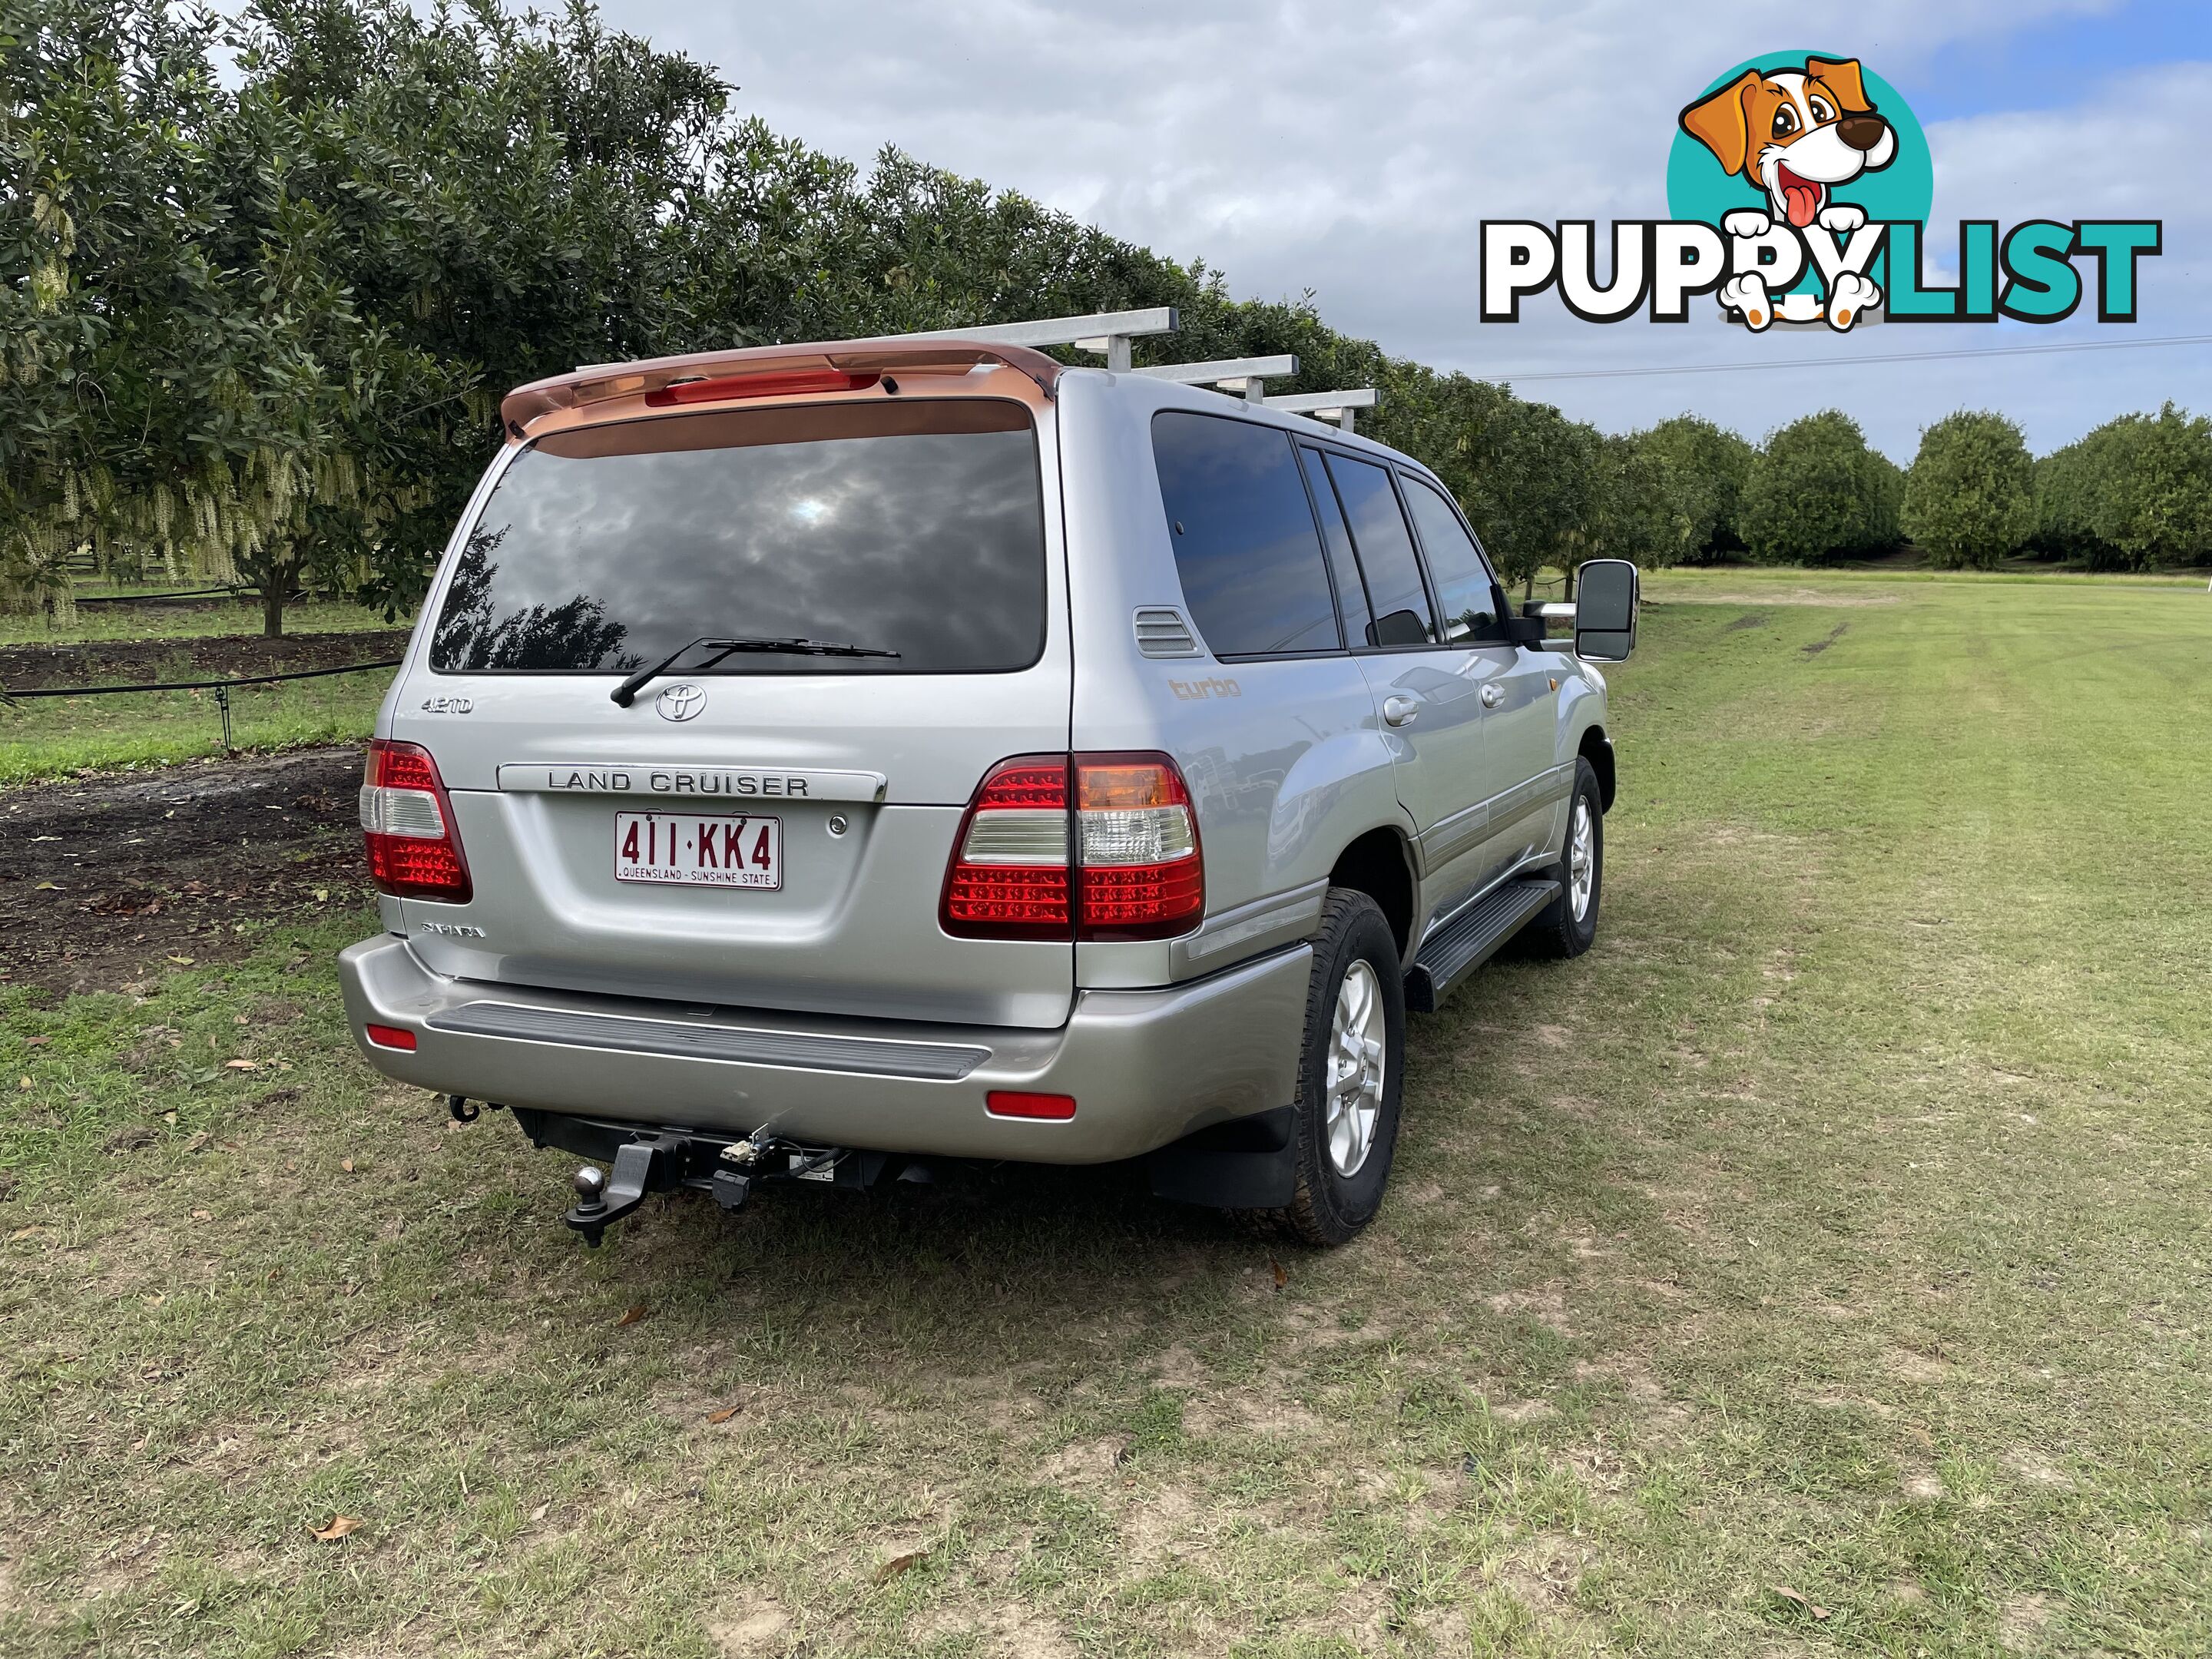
[1667,51,1932,229]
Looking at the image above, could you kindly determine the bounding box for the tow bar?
[554,1124,892,1247]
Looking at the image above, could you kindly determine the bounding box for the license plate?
[614,811,781,889]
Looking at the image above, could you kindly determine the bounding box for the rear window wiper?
[610,635,901,706]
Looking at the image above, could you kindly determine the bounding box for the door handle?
[1382,695,1419,728]
[1479,683,1505,709]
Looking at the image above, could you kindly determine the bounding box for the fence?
[2,657,402,752]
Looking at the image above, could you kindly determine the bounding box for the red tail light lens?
[940,753,1202,941]
[1075,753,1203,940]
[360,739,473,902]
[645,369,880,407]
[364,1023,418,1051]
[941,756,1071,936]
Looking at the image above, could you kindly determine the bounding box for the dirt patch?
[912,1604,1078,1657]
[1998,1591,2055,1651]
[1724,611,1769,631]
[707,1598,791,1655]
[0,630,409,691]
[0,746,368,992]
[1486,1286,1573,1336]
[1122,1482,1200,1565]
[1495,1532,1590,1609]
[1801,623,1849,656]
[1038,1435,1129,1484]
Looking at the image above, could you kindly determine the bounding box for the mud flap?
[1147,1105,1296,1209]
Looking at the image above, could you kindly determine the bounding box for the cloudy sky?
[607,0,2208,457]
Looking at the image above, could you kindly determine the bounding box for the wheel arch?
[1577,724,1616,813]
[1326,826,1417,962]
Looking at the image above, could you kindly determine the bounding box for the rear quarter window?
[1152,410,1341,658]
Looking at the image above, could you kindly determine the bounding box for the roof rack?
[1134,354,1297,405]
[1263,387,1380,433]
[865,307,1178,372]
[866,310,1378,426]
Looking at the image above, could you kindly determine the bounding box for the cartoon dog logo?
[1680,57,1896,329]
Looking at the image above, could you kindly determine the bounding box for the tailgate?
[384,389,1075,1028]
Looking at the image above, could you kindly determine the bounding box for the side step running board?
[1403,878,1561,1013]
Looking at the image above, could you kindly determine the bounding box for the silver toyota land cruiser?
[339,329,1637,1247]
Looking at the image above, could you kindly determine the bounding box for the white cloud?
[611,0,2200,455]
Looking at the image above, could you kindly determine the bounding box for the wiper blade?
[610,635,900,706]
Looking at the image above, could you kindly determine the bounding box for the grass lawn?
[0,597,401,647]
[0,598,406,783]
[0,674,392,786]
[2,568,2208,1656]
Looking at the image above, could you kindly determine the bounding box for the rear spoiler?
[500,339,1064,440]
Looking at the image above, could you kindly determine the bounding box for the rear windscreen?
[429,399,1045,674]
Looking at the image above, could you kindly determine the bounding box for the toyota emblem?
[655,682,707,722]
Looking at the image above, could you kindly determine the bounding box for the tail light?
[940,753,1202,941]
[940,756,1071,937]
[360,739,472,902]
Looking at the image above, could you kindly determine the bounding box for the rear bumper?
[337,933,1310,1163]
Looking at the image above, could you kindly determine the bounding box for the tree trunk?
[263,579,285,638]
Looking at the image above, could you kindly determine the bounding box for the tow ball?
[563,1135,680,1248]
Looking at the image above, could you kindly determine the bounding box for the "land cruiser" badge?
[495,764,888,803]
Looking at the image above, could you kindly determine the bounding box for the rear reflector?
[362,739,472,903]
[986,1091,1077,1121]
[364,1023,417,1051]
[645,369,880,407]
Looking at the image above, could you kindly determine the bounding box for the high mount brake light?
[644,369,880,407]
[360,739,472,902]
[939,753,1203,942]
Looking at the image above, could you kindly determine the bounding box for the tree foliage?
[1900,412,2035,569]
[0,0,469,629]
[1740,411,1901,565]
[2033,404,2212,570]
[8,0,2199,624]
[1631,416,1755,565]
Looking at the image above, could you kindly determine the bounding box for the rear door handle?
[1382,695,1419,727]
[1479,683,1504,709]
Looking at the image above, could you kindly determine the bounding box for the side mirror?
[1574,559,1639,661]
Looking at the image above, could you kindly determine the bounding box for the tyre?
[1521,757,1603,959]
[1247,888,1407,1247]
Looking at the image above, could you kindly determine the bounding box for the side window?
[1298,445,1373,650]
[1324,453,1437,647]
[1400,475,1502,643]
[1153,412,1342,657]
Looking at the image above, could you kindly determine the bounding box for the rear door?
[386,391,1074,1028]
[1310,452,1491,907]
[1397,473,1563,875]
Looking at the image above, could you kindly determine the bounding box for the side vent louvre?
[1133,607,1200,658]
